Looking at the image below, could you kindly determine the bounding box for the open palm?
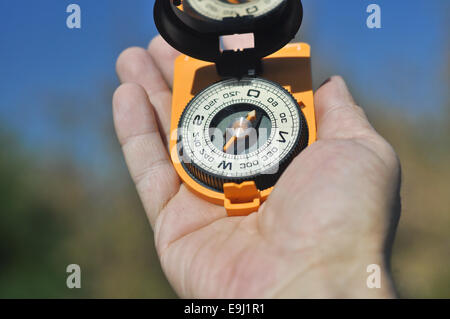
[113,36,400,298]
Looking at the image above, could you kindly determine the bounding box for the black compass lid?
[153,0,303,77]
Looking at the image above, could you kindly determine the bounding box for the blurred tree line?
[0,94,176,298]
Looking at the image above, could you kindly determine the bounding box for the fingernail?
[319,77,332,89]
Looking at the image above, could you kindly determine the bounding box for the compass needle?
[223,110,257,152]
[223,136,237,152]
[246,110,257,122]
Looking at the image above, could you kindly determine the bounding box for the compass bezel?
[177,77,309,192]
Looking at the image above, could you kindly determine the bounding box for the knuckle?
[369,134,401,171]
[352,104,367,117]
[380,140,400,170]
[112,84,129,107]
[112,83,146,116]
[113,83,142,102]
[148,35,179,59]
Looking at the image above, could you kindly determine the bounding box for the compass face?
[183,0,286,21]
[177,77,308,191]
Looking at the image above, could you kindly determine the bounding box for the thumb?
[314,76,375,140]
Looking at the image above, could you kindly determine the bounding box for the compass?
[154,0,316,216]
[178,77,308,191]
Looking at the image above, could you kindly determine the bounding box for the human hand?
[112,36,400,298]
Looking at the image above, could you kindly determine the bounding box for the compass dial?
[177,77,308,191]
[183,0,286,21]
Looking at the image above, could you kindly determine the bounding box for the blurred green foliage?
[0,130,176,298]
[375,108,450,298]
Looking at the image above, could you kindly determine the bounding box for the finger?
[116,47,172,140]
[113,83,180,227]
[314,76,375,140]
[148,35,181,88]
[315,76,400,168]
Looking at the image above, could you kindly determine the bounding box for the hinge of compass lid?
[154,1,303,78]
[216,48,262,78]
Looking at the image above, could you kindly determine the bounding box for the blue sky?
[0,0,448,168]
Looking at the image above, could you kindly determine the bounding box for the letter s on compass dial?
[183,0,286,21]
[177,77,309,192]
